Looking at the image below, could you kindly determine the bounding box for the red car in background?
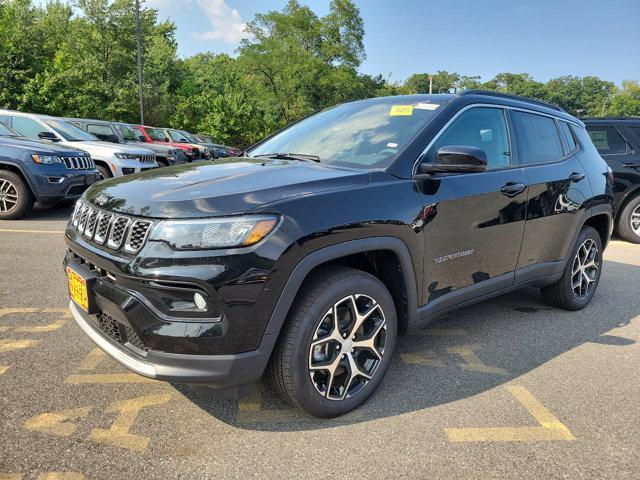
[131,125,205,162]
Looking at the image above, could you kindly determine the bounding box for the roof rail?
[460,90,565,112]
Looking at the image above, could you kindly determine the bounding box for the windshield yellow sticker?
[390,105,414,116]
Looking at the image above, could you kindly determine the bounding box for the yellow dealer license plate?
[67,266,89,312]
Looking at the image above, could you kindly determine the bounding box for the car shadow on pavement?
[179,259,638,432]
[24,203,75,222]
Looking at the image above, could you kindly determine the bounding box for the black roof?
[582,117,640,124]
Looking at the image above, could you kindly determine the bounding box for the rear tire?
[95,164,112,180]
[0,170,33,220]
[541,226,602,310]
[616,195,640,244]
[267,266,397,418]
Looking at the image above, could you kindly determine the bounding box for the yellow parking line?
[0,339,39,353]
[65,373,158,384]
[0,229,65,234]
[37,473,86,480]
[0,366,9,375]
[400,351,446,367]
[448,344,509,376]
[0,474,23,480]
[77,347,107,371]
[25,406,92,437]
[87,393,172,451]
[445,385,574,442]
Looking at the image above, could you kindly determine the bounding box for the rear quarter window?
[559,122,577,153]
[511,111,564,164]
[586,126,628,155]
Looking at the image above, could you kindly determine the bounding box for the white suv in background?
[0,110,157,179]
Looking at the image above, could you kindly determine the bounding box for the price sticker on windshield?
[390,105,414,116]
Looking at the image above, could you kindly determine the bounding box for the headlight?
[32,154,61,164]
[114,153,140,160]
[149,215,279,250]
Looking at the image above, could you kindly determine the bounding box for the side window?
[0,115,10,127]
[586,126,629,155]
[11,116,46,140]
[559,122,577,153]
[87,123,116,142]
[511,111,564,164]
[430,107,511,169]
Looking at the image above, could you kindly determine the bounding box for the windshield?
[0,123,19,137]
[168,129,190,142]
[248,98,443,169]
[148,128,169,141]
[180,131,199,142]
[45,119,97,141]
[115,124,138,141]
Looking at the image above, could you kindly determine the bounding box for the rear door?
[512,110,591,280]
[417,105,528,306]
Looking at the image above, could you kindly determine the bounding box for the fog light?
[193,292,207,310]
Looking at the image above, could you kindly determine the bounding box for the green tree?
[607,80,640,116]
[404,71,460,94]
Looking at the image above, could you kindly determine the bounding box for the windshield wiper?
[253,152,321,163]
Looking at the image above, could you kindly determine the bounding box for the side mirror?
[179,139,188,143]
[417,145,487,175]
[38,131,59,142]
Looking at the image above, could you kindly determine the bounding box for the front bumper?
[32,170,98,205]
[69,301,277,387]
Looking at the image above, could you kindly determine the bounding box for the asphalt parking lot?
[1,205,639,479]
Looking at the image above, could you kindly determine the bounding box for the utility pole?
[135,0,145,125]
[429,75,433,94]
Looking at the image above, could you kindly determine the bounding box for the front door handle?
[569,172,586,182]
[622,162,639,169]
[500,182,526,197]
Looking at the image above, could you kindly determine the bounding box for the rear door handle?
[500,182,526,197]
[622,163,639,168]
[569,172,586,182]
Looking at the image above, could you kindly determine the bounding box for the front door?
[415,106,527,308]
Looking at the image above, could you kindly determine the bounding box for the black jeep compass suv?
[583,118,640,243]
[64,91,614,418]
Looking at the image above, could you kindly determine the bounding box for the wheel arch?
[0,160,37,199]
[264,237,420,340]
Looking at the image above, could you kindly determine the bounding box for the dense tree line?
[1,0,638,147]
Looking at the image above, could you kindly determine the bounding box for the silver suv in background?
[67,118,188,168]
[0,110,158,180]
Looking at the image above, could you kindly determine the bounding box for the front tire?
[0,171,33,220]
[541,226,603,310]
[95,164,112,180]
[617,195,640,244]
[268,267,397,418]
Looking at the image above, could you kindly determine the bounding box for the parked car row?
[0,108,240,219]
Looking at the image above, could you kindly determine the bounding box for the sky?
[47,0,640,85]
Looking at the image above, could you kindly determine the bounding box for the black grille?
[96,312,149,352]
[122,168,135,175]
[124,220,153,253]
[124,325,149,351]
[97,313,122,343]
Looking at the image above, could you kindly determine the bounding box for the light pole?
[135,0,145,125]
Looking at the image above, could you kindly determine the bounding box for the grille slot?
[94,212,113,244]
[77,204,91,233]
[84,208,100,238]
[124,220,153,253]
[107,216,131,249]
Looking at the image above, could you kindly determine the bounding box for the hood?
[84,158,370,218]
[0,136,88,156]
[62,140,154,155]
